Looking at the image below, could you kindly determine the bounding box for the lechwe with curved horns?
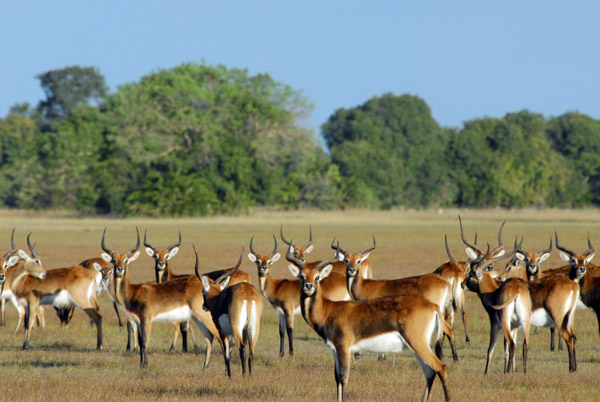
[9,233,104,350]
[102,227,220,368]
[0,229,45,332]
[248,235,349,357]
[199,247,264,377]
[287,243,452,402]
[461,226,531,374]
[342,236,457,360]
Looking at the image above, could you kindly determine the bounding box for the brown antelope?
[461,227,531,374]
[495,237,581,372]
[248,235,349,357]
[432,235,472,345]
[9,234,104,350]
[0,229,45,332]
[287,244,452,402]
[199,246,264,377]
[101,228,220,368]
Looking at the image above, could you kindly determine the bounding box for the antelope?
[495,237,580,371]
[101,228,220,368]
[248,235,349,357]
[199,247,264,377]
[0,229,46,332]
[287,244,452,402]
[461,227,531,374]
[9,234,104,350]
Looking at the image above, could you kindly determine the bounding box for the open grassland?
[1,208,600,401]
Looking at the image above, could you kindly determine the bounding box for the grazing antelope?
[248,235,348,357]
[0,230,45,332]
[461,227,531,374]
[9,234,104,350]
[287,244,452,402]
[199,247,264,377]
[102,228,220,368]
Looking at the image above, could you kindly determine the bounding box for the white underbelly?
[153,306,192,323]
[41,290,71,307]
[530,308,553,327]
[348,332,408,354]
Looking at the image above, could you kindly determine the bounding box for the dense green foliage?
[2,63,599,215]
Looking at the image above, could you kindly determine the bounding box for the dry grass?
[0,208,599,401]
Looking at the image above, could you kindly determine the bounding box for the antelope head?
[101,227,141,279]
[287,241,340,297]
[144,229,181,282]
[459,216,506,273]
[334,236,376,283]
[198,246,244,310]
[16,232,46,280]
[505,236,552,280]
[247,235,280,278]
[463,242,517,293]
[280,225,313,263]
[555,231,594,282]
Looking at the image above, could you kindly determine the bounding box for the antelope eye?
[344,259,349,263]
[153,255,158,260]
[34,259,41,265]
[267,260,272,265]
[299,273,305,280]
[111,259,116,264]
[315,275,320,281]
[294,251,298,256]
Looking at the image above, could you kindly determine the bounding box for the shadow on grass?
[0,359,80,368]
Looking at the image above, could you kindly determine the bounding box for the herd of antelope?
[1,217,599,402]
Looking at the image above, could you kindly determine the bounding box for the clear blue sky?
[1,1,598,134]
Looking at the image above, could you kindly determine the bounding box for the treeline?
[1,63,599,216]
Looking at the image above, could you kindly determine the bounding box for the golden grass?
[0,209,599,401]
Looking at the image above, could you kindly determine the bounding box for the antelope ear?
[320,264,333,280]
[7,255,19,268]
[129,251,140,262]
[101,253,112,263]
[495,250,506,257]
[201,276,210,291]
[271,253,281,263]
[145,247,154,257]
[167,247,179,259]
[93,262,102,271]
[516,252,525,261]
[539,252,550,263]
[305,245,314,254]
[558,251,571,262]
[219,276,231,290]
[17,250,31,262]
[360,252,371,261]
[336,252,345,261]
[247,253,257,263]
[585,253,595,265]
[465,248,478,260]
[288,264,300,277]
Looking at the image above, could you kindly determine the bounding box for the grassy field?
[1,208,600,401]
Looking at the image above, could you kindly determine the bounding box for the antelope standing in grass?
[102,228,220,368]
[248,235,348,357]
[9,234,104,350]
[460,224,531,374]
[199,247,264,377]
[287,243,452,402]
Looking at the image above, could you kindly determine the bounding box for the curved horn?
[128,227,141,256]
[490,221,506,254]
[167,230,182,252]
[193,245,201,281]
[3,228,17,259]
[555,231,574,257]
[280,225,291,246]
[471,243,491,267]
[214,247,244,285]
[584,232,595,256]
[285,239,305,268]
[445,234,456,263]
[459,215,483,255]
[316,242,341,271]
[358,235,376,256]
[249,236,257,256]
[271,235,278,257]
[27,233,39,258]
[143,229,155,251]
[101,228,114,255]
[303,225,313,248]
[540,236,552,255]
[330,237,349,256]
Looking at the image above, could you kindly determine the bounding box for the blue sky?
[1,1,598,134]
